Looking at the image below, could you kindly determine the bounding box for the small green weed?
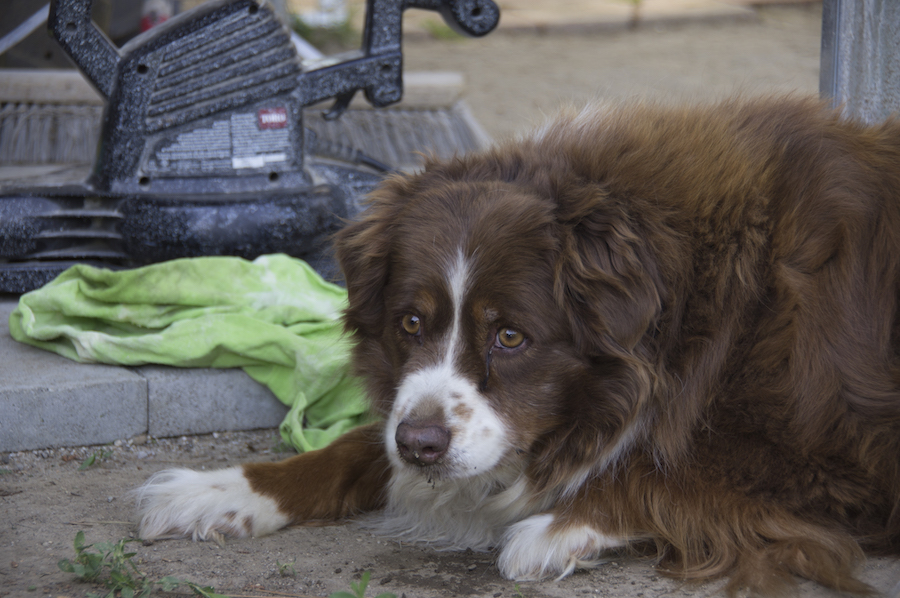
[329,570,396,598]
[78,448,113,471]
[58,531,228,598]
[276,559,296,577]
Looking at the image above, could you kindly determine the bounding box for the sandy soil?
[403,5,823,141]
[3,5,900,598]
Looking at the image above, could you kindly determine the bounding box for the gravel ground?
[3,5,900,598]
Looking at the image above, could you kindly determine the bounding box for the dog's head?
[335,149,664,491]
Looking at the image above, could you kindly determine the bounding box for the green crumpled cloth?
[8,254,371,452]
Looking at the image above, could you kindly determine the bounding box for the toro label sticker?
[258,107,288,130]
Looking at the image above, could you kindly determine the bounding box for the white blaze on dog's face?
[340,177,652,491]
[384,250,510,477]
[360,181,587,483]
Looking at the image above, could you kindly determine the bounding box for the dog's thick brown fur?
[138,97,900,596]
[334,96,900,593]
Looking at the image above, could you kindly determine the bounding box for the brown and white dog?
[137,97,900,596]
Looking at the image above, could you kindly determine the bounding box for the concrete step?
[0,299,289,452]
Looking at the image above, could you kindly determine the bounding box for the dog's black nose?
[395,422,450,466]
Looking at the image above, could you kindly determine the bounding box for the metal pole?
[819,0,900,124]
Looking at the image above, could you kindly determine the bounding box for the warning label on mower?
[143,106,294,176]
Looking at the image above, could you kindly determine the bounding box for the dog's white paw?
[497,513,623,580]
[135,467,289,542]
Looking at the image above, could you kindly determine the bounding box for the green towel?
[8,254,371,452]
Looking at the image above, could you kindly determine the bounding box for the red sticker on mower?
[258,107,288,129]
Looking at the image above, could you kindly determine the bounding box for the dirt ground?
[3,5,900,598]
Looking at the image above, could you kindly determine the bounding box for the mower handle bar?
[47,0,500,102]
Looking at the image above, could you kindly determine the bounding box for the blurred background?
[0,0,821,145]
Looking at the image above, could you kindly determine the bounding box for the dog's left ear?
[554,183,663,354]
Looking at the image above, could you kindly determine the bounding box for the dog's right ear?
[334,176,409,338]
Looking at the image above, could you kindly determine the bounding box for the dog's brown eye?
[497,327,525,349]
[401,314,421,336]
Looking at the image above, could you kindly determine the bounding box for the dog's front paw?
[135,467,289,542]
[497,514,623,580]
